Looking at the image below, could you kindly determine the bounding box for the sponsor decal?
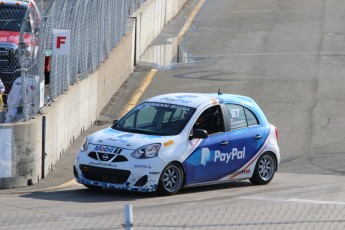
[176,95,199,99]
[94,145,116,153]
[118,133,134,138]
[210,97,218,105]
[149,172,160,175]
[201,147,246,166]
[201,148,210,166]
[134,165,151,169]
[89,162,117,168]
[163,140,174,147]
[102,154,109,161]
[105,137,127,143]
[231,169,250,176]
[160,97,192,104]
[137,102,192,111]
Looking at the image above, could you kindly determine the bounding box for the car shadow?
[20,187,157,203]
[19,180,254,203]
[180,180,254,194]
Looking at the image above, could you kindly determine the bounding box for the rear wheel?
[250,152,276,185]
[157,163,184,195]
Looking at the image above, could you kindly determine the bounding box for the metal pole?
[123,204,133,230]
[42,115,46,178]
[19,8,31,121]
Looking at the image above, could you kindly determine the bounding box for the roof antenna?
[218,89,222,96]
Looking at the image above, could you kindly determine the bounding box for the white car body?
[74,93,280,194]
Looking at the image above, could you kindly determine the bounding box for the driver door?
[183,105,232,185]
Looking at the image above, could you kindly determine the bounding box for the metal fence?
[0,0,44,122]
[0,0,146,123]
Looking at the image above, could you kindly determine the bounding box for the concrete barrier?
[132,0,187,64]
[0,0,187,188]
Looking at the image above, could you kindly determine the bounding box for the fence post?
[123,204,133,230]
[19,8,31,121]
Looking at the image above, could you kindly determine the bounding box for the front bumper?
[74,152,165,192]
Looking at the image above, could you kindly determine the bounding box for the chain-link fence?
[0,0,44,123]
[0,0,146,123]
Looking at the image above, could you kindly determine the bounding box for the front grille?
[0,48,19,89]
[80,164,130,184]
[88,151,128,162]
[113,155,128,162]
[0,49,18,72]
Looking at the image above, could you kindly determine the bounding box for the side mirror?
[189,129,208,140]
[112,119,118,125]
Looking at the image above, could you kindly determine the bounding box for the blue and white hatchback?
[74,93,280,195]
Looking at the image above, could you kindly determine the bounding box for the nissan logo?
[102,154,109,161]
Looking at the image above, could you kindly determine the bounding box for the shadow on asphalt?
[19,180,254,203]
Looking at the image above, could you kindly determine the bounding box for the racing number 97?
[231,109,240,118]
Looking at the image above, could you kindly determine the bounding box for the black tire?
[157,163,184,195]
[83,184,102,190]
[250,152,276,185]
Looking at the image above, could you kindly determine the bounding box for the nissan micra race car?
[74,93,280,195]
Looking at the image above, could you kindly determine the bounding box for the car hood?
[88,127,174,150]
[0,31,34,46]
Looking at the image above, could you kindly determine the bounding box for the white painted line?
[120,69,158,117]
[177,0,206,43]
[239,196,345,205]
[193,51,345,57]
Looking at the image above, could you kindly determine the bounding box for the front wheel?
[157,163,184,195]
[250,152,276,185]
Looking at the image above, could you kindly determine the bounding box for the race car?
[74,93,280,195]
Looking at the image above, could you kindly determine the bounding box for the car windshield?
[112,102,196,136]
[0,6,31,32]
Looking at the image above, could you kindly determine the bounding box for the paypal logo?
[200,147,246,166]
[201,148,211,166]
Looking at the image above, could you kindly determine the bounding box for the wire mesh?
[0,0,146,123]
[44,0,146,101]
[0,0,44,123]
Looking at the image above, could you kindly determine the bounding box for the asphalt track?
[2,0,345,229]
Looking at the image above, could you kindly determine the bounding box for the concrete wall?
[0,0,187,188]
[132,0,187,64]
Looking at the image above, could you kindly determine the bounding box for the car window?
[124,106,157,128]
[226,104,247,129]
[193,105,224,135]
[172,108,188,121]
[225,104,259,130]
[0,6,31,32]
[245,107,258,126]
[114,102,196,136]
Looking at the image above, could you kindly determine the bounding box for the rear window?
[0,6,31,32]
[225,104,259,130]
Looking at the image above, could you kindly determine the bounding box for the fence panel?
[0,0,147,123]
[0,1,44,123]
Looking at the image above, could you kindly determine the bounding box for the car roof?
[145,93,257,109]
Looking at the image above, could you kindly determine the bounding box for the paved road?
[1,173,345,229]
[141,0,345,176]
[2,0,345,229]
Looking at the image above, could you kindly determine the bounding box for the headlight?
[80,136,90,152]
[131,144,161,159]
